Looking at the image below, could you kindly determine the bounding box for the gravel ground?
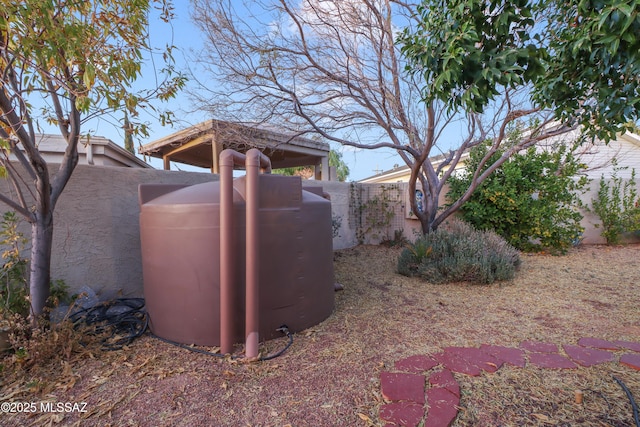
[1,244,639,426]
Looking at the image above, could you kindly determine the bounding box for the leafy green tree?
[398,0,639,232]
[401,0,544,114]
[536,0,640,142]
[402,0,640,140]
[0,0,185,319]
[447,135,589,253]
[329,150,350,182]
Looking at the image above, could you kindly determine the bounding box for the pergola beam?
[139,119,332,180]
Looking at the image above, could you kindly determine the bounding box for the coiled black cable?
[259,325,294,361]
[69,298,148,350]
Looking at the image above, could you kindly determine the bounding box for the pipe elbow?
[219,149,238,168]
[221,149,252,170]
[246,148,272,173]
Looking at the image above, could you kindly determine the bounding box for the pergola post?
[315,155,330,181]
[211,138,223,174]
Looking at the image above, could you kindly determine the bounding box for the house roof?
[359,150,470,183]
[359,130,640,183]
[359,163,410,183]
[21,134,151,168]
[138,119,330,174]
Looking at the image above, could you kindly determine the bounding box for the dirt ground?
[1,244,639,426]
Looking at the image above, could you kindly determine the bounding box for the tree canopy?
[537,0,640,141]
[401,0,640,141]
[275,150,350,182]
[400,0,545,114]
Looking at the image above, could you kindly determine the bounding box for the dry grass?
[459,363,639,426]
[1,244,639,426]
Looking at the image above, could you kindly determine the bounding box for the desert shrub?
[398,219,521,284]
[590,167,640,244]
[447,140,588,254]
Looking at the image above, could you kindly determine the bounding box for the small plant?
[590,168,640,245]
[0,211,29,316]
[398,219,521,284]
[382,229,409,248]
[398,236,432,272]
[14,346,28,365]
[331,215,342,238]
[48,279,70,309]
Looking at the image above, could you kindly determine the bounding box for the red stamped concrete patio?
[379,337,640,426]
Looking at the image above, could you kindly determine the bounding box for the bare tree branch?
[190,0,576,232]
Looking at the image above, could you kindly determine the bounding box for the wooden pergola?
[139,119,332,180]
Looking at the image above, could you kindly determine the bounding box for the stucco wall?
[0,165,216,299]
[56,166,223,299]
[353,179,640,246]
[302,180,358,250]
[0,165,356,298]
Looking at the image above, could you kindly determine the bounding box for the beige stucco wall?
[302,180,358,249]
[351,180,639,246]
[0,165,356,298]
[55,166,223,299]
[0,165,216,299]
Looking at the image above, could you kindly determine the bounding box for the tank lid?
[144,181,226,205]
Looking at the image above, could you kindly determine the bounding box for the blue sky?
[87,1,404,181]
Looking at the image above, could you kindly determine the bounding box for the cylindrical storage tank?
[296,189,335,328]
[139,182,246,346]
[139,175,335,347]
[235,175,335,338]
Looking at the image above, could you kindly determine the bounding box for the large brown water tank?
[139,174,335,346]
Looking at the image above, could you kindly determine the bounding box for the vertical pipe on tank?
[219,149,245,355]
[245,148,271,359]
[219,148,271,359]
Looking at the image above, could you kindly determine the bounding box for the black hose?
[150,324,293,362]
[259,325,294,361]
[613,375,640,427]
[69,297,293,360]
[151,334,229,358]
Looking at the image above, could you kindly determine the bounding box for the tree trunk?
[424,189,439,233]
[29,211,53,321]
[408,160,444,235]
